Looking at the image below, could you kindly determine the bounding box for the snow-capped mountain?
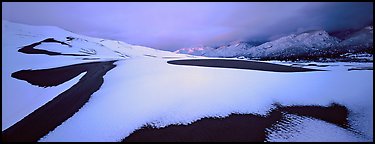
[245,30,341,59]
[339,26,373,51]
[176,41,262,58]
[330,28,361,40]
[204,41,262,57]
[174,45,213,56]
[176,26,373,61]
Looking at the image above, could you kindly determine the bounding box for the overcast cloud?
[2,2,373,51]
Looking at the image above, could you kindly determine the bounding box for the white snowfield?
[2,20,373,142]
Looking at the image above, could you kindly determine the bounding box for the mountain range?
[176,26,373,61]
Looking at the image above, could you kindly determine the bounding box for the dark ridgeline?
[123,103,350,142]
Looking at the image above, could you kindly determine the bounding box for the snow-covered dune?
[2,20,188,131]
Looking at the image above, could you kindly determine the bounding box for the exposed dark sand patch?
[348,67,373,71]
[275,103,349,129]
[162,56,185,59]
[2,61,116,142]
[144,54,157,58]
[114,51,129,58]
[79,48,97,55]
[167,59,324,72]
[82,58,100,60]
[18,38,88,56]
[41,38,71,46]
[66,36,75,41]
[291,63,330,68]
[123,103,349,142]
[12,63,87,87]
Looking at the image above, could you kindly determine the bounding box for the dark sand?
[66,36,75,41]
[123,103,349,142]
[291,63,330,67]
[2,61,116,142]
[18,38,88,56]
[167,59,324,72]
[144,54,157,58]
[12,62,89,87]
[82,58,101,60]
[162,57,185,59]
[348,67,373,71]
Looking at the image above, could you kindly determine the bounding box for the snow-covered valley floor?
[2,20,373,142]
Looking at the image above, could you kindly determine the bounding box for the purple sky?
[2,2,373,51]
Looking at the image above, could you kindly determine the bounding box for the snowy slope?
[2,20,373,142]
[2,20,187,131]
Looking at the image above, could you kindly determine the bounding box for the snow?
[2,72,87,130]
[3,20,373,142]
[2,20,125,131]
[266,114,368,142]
[39,57,373,142]
[263,60,374,72]
[1,20,188,132]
